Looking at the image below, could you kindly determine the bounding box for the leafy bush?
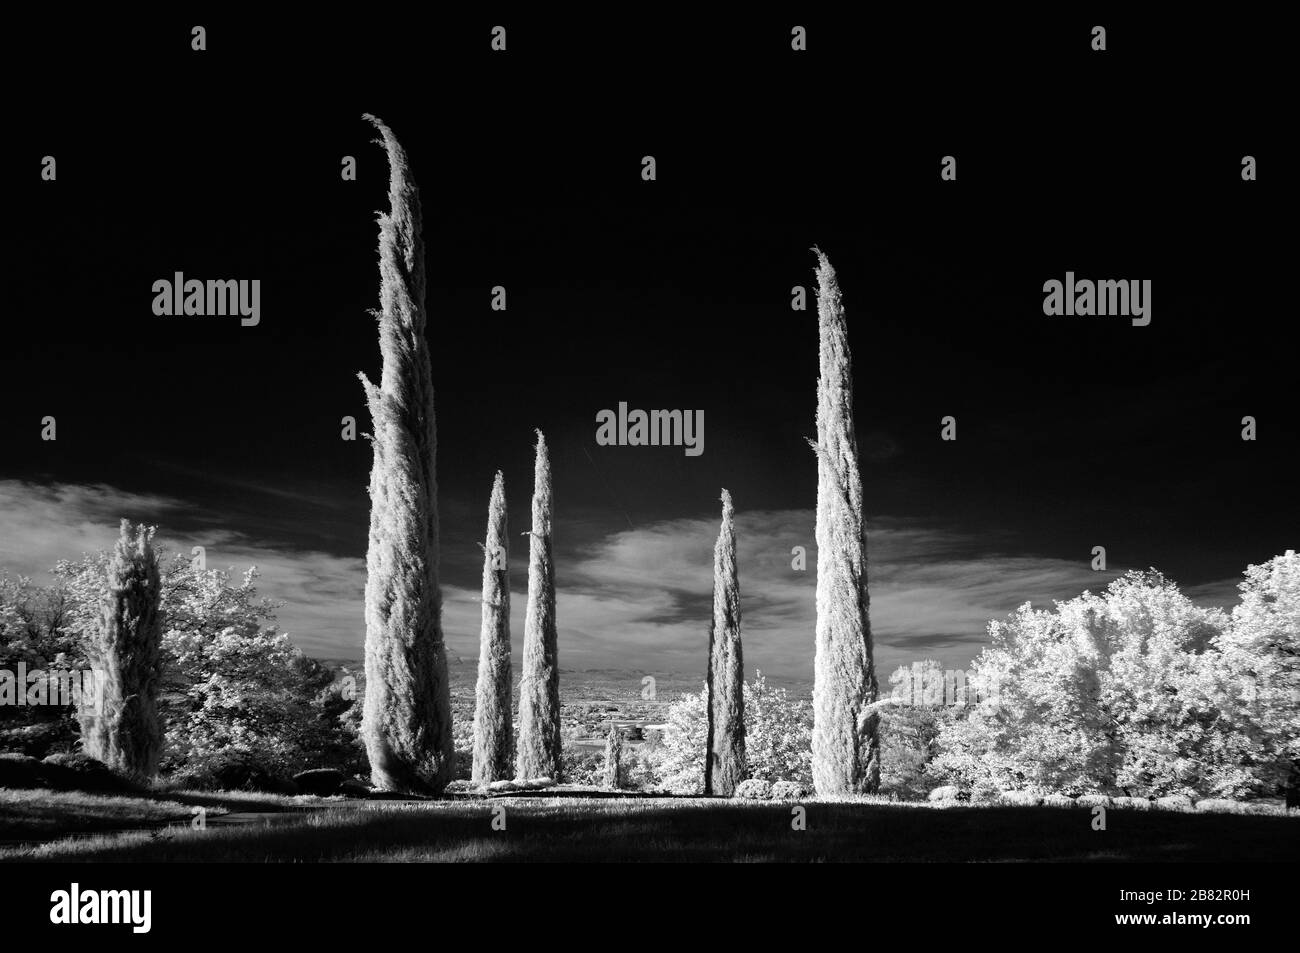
[39,753,139,794]
[1194,798,1248,814]
[0,574,82,756]
[932,566,1299,800]
[49,552,362,780]
[879,661,968,799]
[1040,794,1076,808]
[166,750,297,794]
[1112,796,1153,810]
[1076,794,1112,808]
[733,778,772,799]
[653,672,812,794]
[769,780,810,800]
[560,749,604,787]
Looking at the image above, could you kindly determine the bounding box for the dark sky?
[3,13,1293,679]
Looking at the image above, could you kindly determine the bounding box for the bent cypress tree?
[706,488,746,796]
[810,248,880,795]
[79,520,163,782]
[516,430,561,780]
[471,471,513,784]
[357,114,453,794]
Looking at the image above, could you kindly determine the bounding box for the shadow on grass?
[5,799,1297,862]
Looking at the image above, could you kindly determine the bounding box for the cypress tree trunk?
[471,471,513,784]
[706,488,746,796]
[516,430,562,780]
[810,249,880,795]
[357,114,453,794]
[79,520,163,782]
[603,721,624,790]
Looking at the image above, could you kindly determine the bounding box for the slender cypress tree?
[516,430,561,780]
[809,249,880,795]
[79,520,163,782]
[471,471,513,784]
[357,114,453,794]
[603,721,624,790]
[706,488,747,796]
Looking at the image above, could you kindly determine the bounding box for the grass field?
[2,792,1296,862]
[0,789,221,840]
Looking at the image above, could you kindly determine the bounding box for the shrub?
[0,720,77,760]
[1041,794,1077,808]
[39,752,138,794]
[770,780,810,800]
[733,778,772,799]
[1194,798,1248,814]
[655,672,812,794]
[168,751,297,794]
[0,753,42,789]
[560,749,604,787]
[1112,796,1153,810]
[879,664,964,801]
[621,744,660,792]
[1076,794,1113,809]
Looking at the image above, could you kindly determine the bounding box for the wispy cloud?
[0,480,1247,678]
[555,509,1137,677]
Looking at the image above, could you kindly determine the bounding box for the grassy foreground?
[2,793,1296,862]
[0,789,218,840]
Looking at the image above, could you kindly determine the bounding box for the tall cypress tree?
[357,114,453,794]
[810,249,880,795]
[79,520,163,782]
[706,488,747,796]
[516,430,561,780]
[471,471,513,784]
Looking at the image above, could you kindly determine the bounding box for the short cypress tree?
[79,520,163,782]
[471,471,513,784]
[705,489,746,796]
[809,249,880,796]
[516,430,561,780]
[603,721,624,790]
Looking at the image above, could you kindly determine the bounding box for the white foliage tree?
[356,114,454,794]
[706,488,746,795]
[933,570,1249,798]
[656,673,812,794]
[471,471,513,784]
[516,430,561,780]
[809,249,879,795]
